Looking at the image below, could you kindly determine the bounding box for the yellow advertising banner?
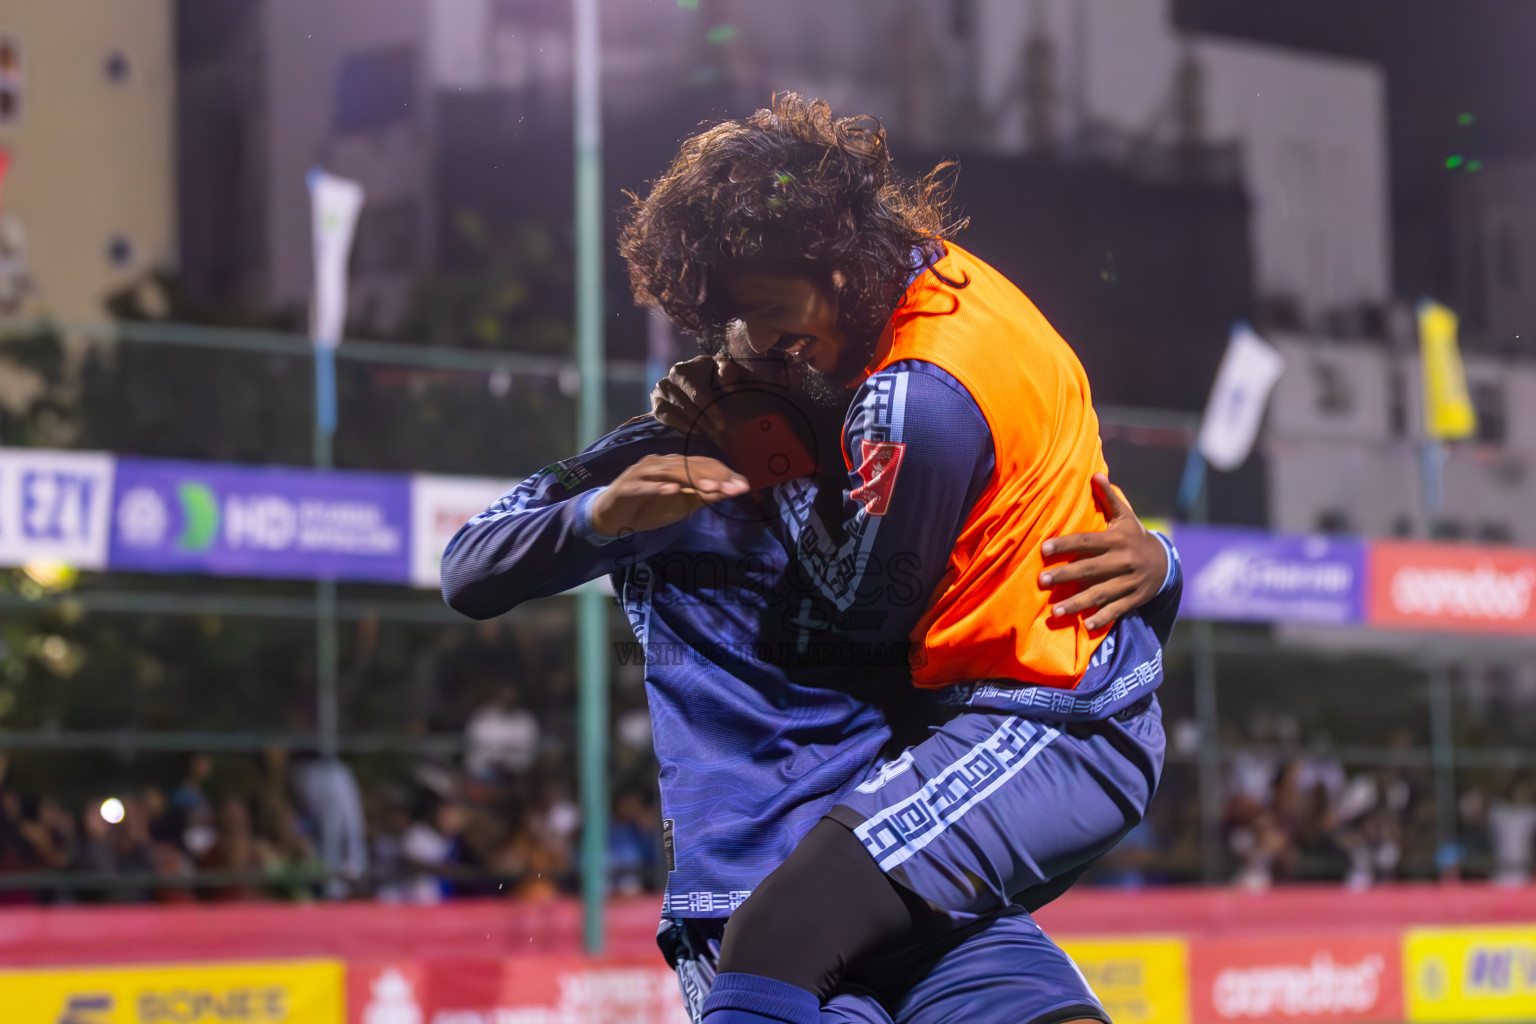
[1061,937,1190,1024]
[1406,926,1536,1022]
[0,959,344,1024]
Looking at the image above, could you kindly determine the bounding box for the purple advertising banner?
[1176,525,1366,625]
[109,458,411,584]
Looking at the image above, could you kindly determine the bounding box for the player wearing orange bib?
[622,95,1182,1024]
[863,239,1114,689]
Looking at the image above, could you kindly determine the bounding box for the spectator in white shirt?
[1488,777,1536,886]
[465,685,540,780]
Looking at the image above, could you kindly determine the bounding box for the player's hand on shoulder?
[589,453,749,537]
[1038,473,1167,631]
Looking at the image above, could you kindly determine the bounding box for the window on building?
[1431,519,1467,540]
[353,200,420,276]
[104,50,130,84]
[1386,367,1409,437]
[1496,224,1520,291]
[949,0,975,38]
[335,46,416,134]
[1310,360,1353,416]
[106,235,133,268]
[1490,453,1526,489]
[1466,224,1489,333]
[1477,521,1514,545]
[1470,379,1507,444]
[0,33,23,125]
[1314,508,1353,535]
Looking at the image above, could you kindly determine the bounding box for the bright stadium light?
[19,559,77,593]
[100,798,124,824]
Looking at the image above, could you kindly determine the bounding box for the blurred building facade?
[696,0,1390,329]
[0,0,177,324]
[1451,156,1536,356]
[1266,333,1536,546]
[178,0,1536,552]
[177,0,712,327]
[175,0,1387,344]
[178,0,438,325]
[967,0,1391,327]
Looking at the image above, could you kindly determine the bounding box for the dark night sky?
[1174,0,1536,300]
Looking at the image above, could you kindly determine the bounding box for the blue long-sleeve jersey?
[444,416,902,914]
[442,375,1181,917]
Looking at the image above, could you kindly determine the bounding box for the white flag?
[307,169,365,349]
[1197,322,1285,472]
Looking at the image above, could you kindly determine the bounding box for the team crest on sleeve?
[850,440,906,516]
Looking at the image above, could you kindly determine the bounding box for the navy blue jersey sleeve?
[441,417,692,619]
[1140,531,1184,646]
[783,360,994,642]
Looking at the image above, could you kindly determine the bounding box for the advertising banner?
[1189,933,1400,1024]
[0,959,343,1024]
[109,458,411,584]
[1368,541,1536,635]
[1405,926,1536,1022]
[0,447,114,571]
[349,956,688,1024]
[1175,526,1365,625]
[409,474,517,589]
[1059,938,1190,1024]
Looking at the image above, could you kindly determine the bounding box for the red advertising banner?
[348,956,688,1024]
[0,899,669,968]
[1367,541,1536,634]
[1189,934,1401,1024]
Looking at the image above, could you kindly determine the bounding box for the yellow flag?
[1419,301,1477,440]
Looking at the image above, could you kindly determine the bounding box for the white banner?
[410,473,518,589]
[0,448,115,570]
[1197,322,1286,472]
[307,169,365,349]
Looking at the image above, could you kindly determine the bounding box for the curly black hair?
[620,93,967,351]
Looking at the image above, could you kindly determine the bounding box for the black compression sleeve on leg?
[715,817,928,1000]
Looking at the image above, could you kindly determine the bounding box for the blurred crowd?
[1089,716,1536,891]
[1219,726,1437,889]
[0,730,662,907]
[0,623,665,905]
[5,651,1536,902]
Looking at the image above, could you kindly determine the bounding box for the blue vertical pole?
[314,346,338,468]
[314,344,341,896]
[1421,440,1446,530]
[574,0,609,956]
[1176,447,1207,521]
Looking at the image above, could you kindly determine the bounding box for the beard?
[797,318,882,412]
[796,365,850,413]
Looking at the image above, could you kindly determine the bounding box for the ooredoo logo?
[1211,954,1384,1020]
[1389,564,1535,621]
[1370,542,1536,633]
[1192,936,1400,1024]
